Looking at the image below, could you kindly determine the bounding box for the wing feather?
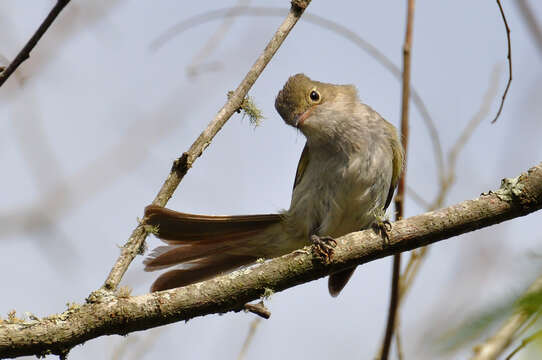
[383,121,404,210]
[293,143,310,190]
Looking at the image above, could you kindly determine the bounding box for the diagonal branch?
[0,0,71,88]
[1,162,541,359]
[101,0,312,291]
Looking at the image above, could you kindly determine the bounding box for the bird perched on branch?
[144,74,403,296]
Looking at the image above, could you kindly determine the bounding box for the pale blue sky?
[1,1,542,359]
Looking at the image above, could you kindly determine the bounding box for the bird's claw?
[372,218,392,244]
[293,249,310,255]
[311,235,337,262]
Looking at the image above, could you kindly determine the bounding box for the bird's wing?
[383,121,404,210]
[293,143,310,191]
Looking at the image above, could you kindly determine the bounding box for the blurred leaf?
[436,289,542,353]
[436,295,516,352]
[517,289,542,314]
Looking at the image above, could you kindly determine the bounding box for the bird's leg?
[310,234,337,262]
[372,208,392,244]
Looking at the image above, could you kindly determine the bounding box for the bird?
[143,73,404,296]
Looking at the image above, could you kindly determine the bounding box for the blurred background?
[1,1,541,359]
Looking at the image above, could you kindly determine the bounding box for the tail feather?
[328,267,356,297]
[145,205,281,243]
[144,241,237,271]
[150,254,257,292]
[143,205,281,291]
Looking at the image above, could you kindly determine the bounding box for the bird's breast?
[286,144,392,241]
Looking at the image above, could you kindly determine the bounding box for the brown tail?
[328,267,356,297]
[143,205,281,292]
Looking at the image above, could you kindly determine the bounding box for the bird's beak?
[294,107,314,128]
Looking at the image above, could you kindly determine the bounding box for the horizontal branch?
[1,162,541,358]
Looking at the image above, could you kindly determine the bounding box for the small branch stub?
[244,301,271,319]
[291,0,311,11]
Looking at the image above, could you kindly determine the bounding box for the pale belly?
[286,148,392,244]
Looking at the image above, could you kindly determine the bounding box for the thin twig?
[0,0,71,88]
[2,161,542,358]
[101,0,312,291]
[492,0,512,123]
[238,318,262,360]
[381,1,415,359]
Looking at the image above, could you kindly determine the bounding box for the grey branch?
[1,162,541,358]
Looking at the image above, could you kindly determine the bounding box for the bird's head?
[275,73,359,139]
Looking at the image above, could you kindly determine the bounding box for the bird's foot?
[293,248,311,256]
[372,215,392,245]
[311,235,337,263]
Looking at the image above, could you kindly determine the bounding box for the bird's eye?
[309,90,320,102]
